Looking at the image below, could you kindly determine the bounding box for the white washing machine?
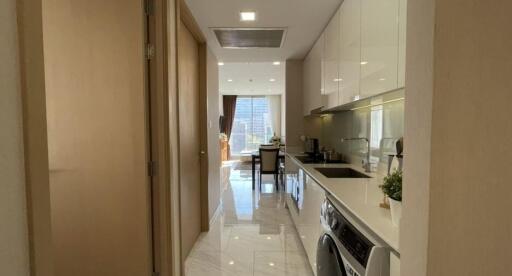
[317,196,390,276]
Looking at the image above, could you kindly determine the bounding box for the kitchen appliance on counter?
[305,138,320,155]
[317,197,389,276]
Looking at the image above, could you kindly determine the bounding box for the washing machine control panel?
[345,263,360,276]
[323,200,374,268]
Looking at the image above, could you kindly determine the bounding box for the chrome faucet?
[341,137,372,173]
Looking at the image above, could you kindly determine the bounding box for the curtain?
[266,95,281,137]
[222,95,237,158]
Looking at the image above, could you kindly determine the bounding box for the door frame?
[16,0,181,276]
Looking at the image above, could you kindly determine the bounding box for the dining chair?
[258,147,280,191]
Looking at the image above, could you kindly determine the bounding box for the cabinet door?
[296,172,325,274]
[311,34,325,112]
[339,0,361,105]
[303,54,312,116]
[397,0,407,88]
[360,0,399,98]
[322,10,340,109]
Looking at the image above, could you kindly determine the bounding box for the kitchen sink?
[295,156,347,164]
[315,167,371,178]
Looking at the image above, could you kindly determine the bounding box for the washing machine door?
[316,234,347,276]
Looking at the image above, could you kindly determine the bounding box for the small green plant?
[380,170,402,201]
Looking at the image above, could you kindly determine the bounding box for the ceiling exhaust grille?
[212,28,286,49]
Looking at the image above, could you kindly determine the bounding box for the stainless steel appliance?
[305,138,320,155]
[317,197,389,276]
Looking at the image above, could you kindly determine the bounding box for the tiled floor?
[184,162,314,276]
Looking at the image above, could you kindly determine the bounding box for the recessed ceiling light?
[273,61,281,65]
[228,79,233,82]
[269,78,276,82]
[379,78,386,81]
[360,61,368,65]
[240,11,256,21]
[268,262,275,267]
[218,62,224,66]
[228,261,235,265]
[333,78,343,82]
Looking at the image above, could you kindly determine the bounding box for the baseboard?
[209,202,223,227]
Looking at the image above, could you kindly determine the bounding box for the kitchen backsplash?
[305,89,404,171]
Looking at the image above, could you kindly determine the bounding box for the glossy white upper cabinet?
[339,0,361,105]
[322,10,340,110]
[303,0,406,110]
[360,0,400,98]
[397,0,407,88]
[303,52,312,116]
[303,33,325,116]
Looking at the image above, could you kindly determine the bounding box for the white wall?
[285,60,304,151]
[426,1,512,275]
[0,0,30,275]
[400,0,434,274]
[206,47,221,221]
[403,0,512,275]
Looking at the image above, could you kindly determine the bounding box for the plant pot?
[388,198,402,227]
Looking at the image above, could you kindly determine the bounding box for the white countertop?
[287,153,400,253]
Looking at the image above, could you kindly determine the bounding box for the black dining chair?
[258,147,280,191]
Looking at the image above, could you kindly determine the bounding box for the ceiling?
[219,62,285,95]
[185,0,342,62]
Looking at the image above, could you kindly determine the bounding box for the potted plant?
[380,170,402,227]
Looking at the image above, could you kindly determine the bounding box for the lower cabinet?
[287,168,325,275]
[286,160,399,276]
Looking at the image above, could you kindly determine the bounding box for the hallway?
[184,163,313,276]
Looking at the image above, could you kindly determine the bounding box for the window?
[230,97,273,156]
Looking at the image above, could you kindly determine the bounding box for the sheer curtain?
[266,95,281,137]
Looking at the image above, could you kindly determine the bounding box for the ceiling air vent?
[212,28,287,49]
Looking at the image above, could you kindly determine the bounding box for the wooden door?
[42,0,152,275]
[178,21,202,260]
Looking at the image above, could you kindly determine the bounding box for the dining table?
[251,150,286,190]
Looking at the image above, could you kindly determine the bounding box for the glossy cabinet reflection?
[339,0,361,105]
[322,9,340,110]
[397,0,407,88]
[293,169,325,275]
[360,0,399,98]
[303,34,325,116]
[303,0,406,111]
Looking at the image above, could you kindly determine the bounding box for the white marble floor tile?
[254,251,314,276]
[185,162,313,276]
[227,225,284,252]
[185,250,254,276]
[191,223,232,252]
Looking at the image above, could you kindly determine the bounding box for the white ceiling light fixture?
[228,79,233,82]
[360,61,368,65]
[240,11,256,22]
[269,78,276,82]
[218,62,225,66]
[273,61,281,65]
